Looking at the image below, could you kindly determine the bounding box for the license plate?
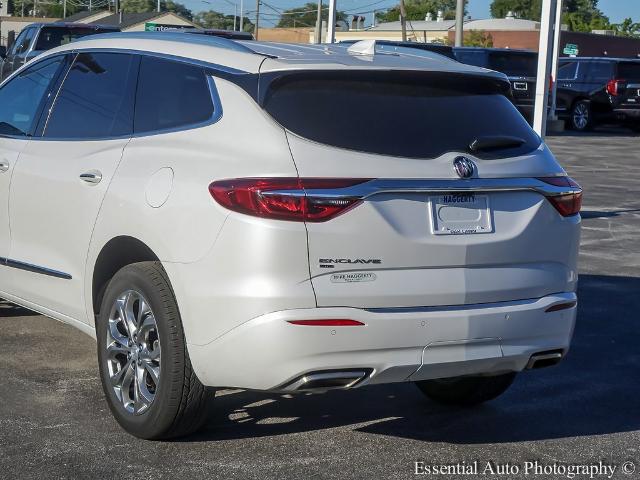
[513,82,528,91]
[430,194,493,235]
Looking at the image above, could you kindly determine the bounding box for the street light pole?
[549,0,564,122]
[314,0,322,43]
[240,0,244,31]
[254,0,260,39]
[399,0,407,42]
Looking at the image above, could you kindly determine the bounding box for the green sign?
[563,43,579,56]
[144,22,194,32]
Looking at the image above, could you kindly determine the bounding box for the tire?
[96,261,212,440]
[569,100,593,131]
[414,372,517,407]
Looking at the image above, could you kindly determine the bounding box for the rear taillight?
[606,78,625,96]
[208,178,370,222]
[537,176,583,217]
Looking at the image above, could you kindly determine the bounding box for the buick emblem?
[453,156,475,179]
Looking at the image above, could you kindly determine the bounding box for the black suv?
[556,57,640,131]
[453,48,538,120]
[0,23,119,80]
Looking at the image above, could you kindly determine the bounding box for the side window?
[8,29,28,56]
[0,55,64,136]
[584,62,614,83]
[16,28,36,55]
[134,56,214,134]
[44,52,137,139]
[558,62,578,81]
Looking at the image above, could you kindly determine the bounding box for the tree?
[119,0,192,19]
[377,0,467,23]
[613,17,640,38]
[489,0,611,32]
[465,29,493,46]
[194,10,254,31]
[276,2,346,28]
[490,0,541,20]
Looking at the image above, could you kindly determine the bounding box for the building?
[68,11,198,31]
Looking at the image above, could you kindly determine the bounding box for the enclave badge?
[453,156,475,179]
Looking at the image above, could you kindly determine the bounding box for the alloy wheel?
[105,290,161,415]
[573,103,589,130]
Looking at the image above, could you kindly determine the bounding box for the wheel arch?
[92,236,160,317]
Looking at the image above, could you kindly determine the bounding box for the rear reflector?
[287,319,365,326]
[209,178,371,222]
[545,301,577,312]
[537,176,583,217]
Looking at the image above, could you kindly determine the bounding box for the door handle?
[0,160,9,172]
[79,170,102,185]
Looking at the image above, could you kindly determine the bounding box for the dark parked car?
[556,57,640,131]
[453,47,539,119]
[183,29,254,40]
[0,23,120,80]
[339,40,456,60]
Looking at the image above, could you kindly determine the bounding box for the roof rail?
[71,31,258,54]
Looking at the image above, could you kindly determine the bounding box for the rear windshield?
[35,27,113,51]
[262,71,541,159]
[618,62,640,80]
[488,52,537,77]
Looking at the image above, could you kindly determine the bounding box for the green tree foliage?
[465,29,493,46]
[376,0,467,23]
[489,0,612,32]
[119,0,192,19]
[490,0,541,20]
[276,2,346,28]
[613,17,640,38]
[193,10,254,31]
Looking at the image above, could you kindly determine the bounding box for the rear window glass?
[488,52,537,77]
[35,27,112,51]
[262,72,541,159]
[618,62,640,80]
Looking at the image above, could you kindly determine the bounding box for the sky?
[182,0,640,28]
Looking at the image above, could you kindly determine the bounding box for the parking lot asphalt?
[1,131,639,480]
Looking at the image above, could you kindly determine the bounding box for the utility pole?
[63,0,66,18]
[157,0,160,12]
[254,0,260,39]
[240,0,244,30]
[233,3,237,30]
[533,0,559,137]
[454,0,464,46]
[327,0,336,43]
[399,0,407,41]
[314,0,322,43]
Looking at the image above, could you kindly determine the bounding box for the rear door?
[7,52,138,321]
[260,70,577,309]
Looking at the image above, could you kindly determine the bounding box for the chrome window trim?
[0,257,72,280]
[268,177,581,199]
[0,48,232,142]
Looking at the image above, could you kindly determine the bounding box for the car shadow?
[0,299,33,317]
[581,208,640,219]
[183,273,640,445]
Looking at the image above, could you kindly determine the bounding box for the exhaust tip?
[526,349,564,369]
[282,369,371,391]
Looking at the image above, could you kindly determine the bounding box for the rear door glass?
[262,71,541,159]
[44,53,137,138]
[454,50,487,68]
[558,62,578,81]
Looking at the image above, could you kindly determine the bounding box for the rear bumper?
[187,292,577,390]
[613,108,640,120]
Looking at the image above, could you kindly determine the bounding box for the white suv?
[0,33,582,439]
